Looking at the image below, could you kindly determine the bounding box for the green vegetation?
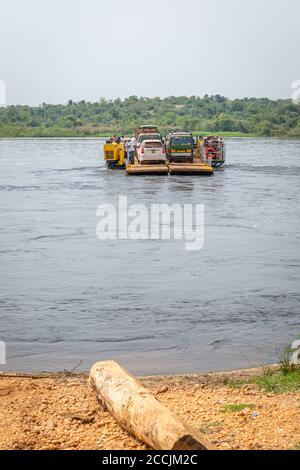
[0,95,300,138]
[198,422,224,435]
[221,403,256,413]
[278,346,297,376]
[227,366,300,394]
[227,379,248,389]
[254,367,300,393]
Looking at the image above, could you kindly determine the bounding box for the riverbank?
[1,131,299,140]
[1,366,299,450]
[0,128,256,138]
[1,97,300,139]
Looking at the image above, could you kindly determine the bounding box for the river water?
[0,138,299,375]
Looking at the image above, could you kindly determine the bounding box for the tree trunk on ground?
[89,360,213,450]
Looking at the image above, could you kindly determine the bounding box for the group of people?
[203,136,224,146]
[106,135,124,144]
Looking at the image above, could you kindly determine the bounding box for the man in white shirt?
[128,137,136,164]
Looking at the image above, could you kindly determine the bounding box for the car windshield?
[171,136,193,145]
[139,134,161,143]
[139,127,158,133]
[144,141,162,148]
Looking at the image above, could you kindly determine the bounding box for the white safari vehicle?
[137,140,166,164]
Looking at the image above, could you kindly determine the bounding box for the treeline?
[0,95,300,137]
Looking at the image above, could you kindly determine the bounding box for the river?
[0,138,299,374]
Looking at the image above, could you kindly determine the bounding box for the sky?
[0,0,299,105]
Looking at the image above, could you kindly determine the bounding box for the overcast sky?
[0,0,299,105]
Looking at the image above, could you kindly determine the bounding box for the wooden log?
[89,361,213,450]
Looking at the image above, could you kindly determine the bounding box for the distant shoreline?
[0,130,255,138]
[1,134,300,140]
[1,96,300,139]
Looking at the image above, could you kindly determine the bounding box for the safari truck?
[135,125,162,151]
[135,125,159,138]
[165,131,194,163]
[125,125,168,175]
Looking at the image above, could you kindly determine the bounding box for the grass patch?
[221,403,256,413]
[289,442,300,451]
[198,422,223,435]
[278,347,297,375]
[226,363,300,394]
[226,379,248,389]
[254,367,300,393]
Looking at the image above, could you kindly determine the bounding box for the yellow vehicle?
[104,141,126,169]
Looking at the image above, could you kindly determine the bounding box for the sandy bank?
[0,366,299,450]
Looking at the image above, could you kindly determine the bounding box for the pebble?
[156,386,169,394]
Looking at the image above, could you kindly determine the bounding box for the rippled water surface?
[0,138,299,374]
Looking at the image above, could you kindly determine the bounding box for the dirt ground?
[0,367,299,450]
